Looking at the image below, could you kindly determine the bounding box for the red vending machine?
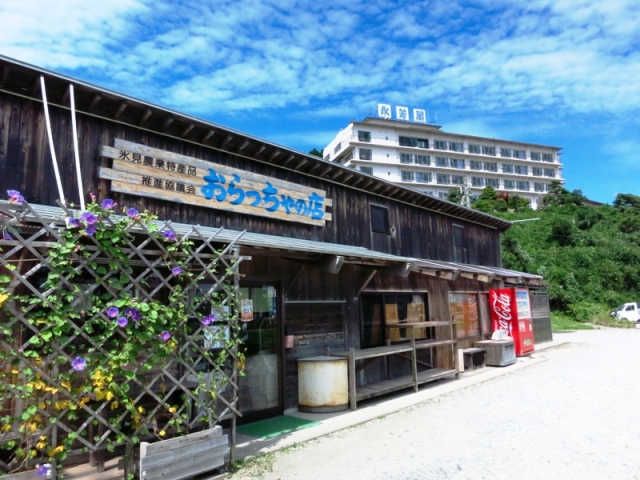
[489,288,535,356]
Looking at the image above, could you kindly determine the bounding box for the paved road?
[231,328,640,480]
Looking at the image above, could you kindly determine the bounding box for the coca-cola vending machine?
[489,288,535,356]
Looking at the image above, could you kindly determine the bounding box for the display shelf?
[332,321,458,410]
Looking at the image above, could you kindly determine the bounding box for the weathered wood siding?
[0,94,502,266]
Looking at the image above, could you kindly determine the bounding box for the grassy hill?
[471,185,640,325]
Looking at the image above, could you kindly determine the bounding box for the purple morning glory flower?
[80,212,98,225]
[101,199,116,210]
[67,217,81,228]
[125,307,141,321]
[117,316,128,327]
[107,307,119,318]
[85,224,97,236]
[163,230,176,242]
[160,331,171,342]
[2,230,12,240]
[71,356,86,371]
[126,208,140,219]
[201,314,216,326]
[171,266,182,275]
[36,463,51,477]
[7,190,25,204]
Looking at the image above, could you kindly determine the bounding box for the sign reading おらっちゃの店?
[99,139,332,226]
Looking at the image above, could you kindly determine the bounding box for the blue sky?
[1,0,638,204]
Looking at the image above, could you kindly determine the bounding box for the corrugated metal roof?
[1,202,541,283]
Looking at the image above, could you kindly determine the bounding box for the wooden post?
[411,330,418,392]
[348,348,357,410]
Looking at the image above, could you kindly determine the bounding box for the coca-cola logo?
[491,291,513,336]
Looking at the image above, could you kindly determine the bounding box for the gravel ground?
[229,327,640,480]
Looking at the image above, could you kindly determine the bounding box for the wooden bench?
[140,426,228,480]
[462,347,486,371]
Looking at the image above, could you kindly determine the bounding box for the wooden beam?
[30,76,40,96]
[238,139,250,151]
[113,101,128,120]
[139,108,152,126]
[355,269,378,299]
[89,93,102,112]
[255,145,266,157]
[181,123,195,138]
[269,149,281,161]
[59,84,71,106]
[0,64,10,87]
[282,154,296,167]
[161,116,174,131]
[201,129,215,143]
[220,134,233,149]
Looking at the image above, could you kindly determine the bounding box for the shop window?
[449,292,480,338]
[370,205,389,234]
[361,293,428,348]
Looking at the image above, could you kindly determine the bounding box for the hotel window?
[534,182,546,192]
[370,205,390,234]
[358,130,371,142]
[360,166,373,175]
[449,142,463,152]
[517,181,530,191]
[513,149,526,159]
[417,138,429,149]
[485,177,499,188]
[434,140,447,150]
[544,168,556,177]
[468,144,481,154]
[416,172,431,183]
[452,175,465,185]
[436,173,450,185]
[470,160,482,170]
[471,177,484,187]
[324,154,330,160]
[415,154,430,165]
[484,162,498,172]
[504,180,515,190]
[545,183,553,192]
[400,153,413,164]
[530,152,541,161]
[401,170,415,182]
[482,146,496,156]
[359,148,372,160]
[399,136,415,147]
[453,225,467,264]
[532,167,543,176]
[334,142,342,154]
[502,163,514,173]
[450,158,465,169]
[542,153,553,162]
[438,192,448,200]
[435,156,449,167]
[500,148,512,158]
[514,165,528,175]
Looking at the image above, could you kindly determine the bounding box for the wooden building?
[0,55,542,423]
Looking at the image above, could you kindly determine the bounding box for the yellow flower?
[54,400,69,410]
[158,430,166,438]
[137,406,145,414]
[0,293,8,307]
[168,406,177,413]
[78,396,90,407]
[2,423,12,433]
[30,449,38,458]
[110,401,119,410]
[105,391,114,401]
[47,445,64,456]
[60,380,72,392]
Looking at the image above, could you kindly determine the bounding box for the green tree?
[308,148,323,158]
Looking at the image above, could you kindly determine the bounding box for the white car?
[610,302,640,322]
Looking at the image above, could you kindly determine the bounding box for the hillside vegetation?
[472,184,640,323]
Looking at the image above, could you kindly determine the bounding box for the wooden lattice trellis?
[0,200,247,477]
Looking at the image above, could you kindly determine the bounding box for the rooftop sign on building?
[377,103,427,124]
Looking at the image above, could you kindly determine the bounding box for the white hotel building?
[323,113,563,209]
